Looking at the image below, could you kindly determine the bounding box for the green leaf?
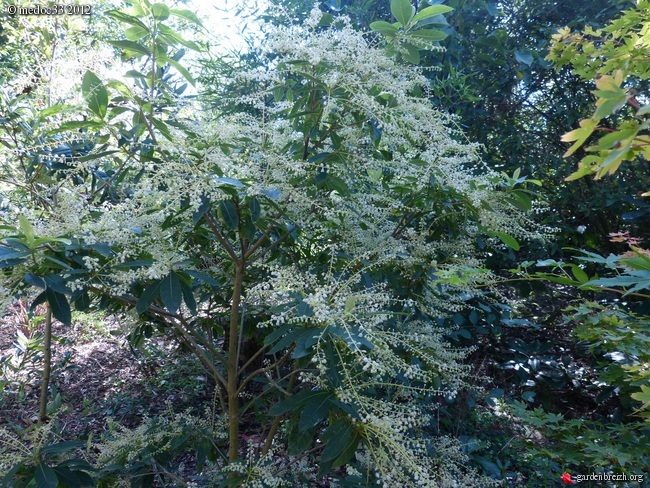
[561,118,598,157]
[160,271,182,313]
[108,40,150,57]
[570,265,589,283]
[82,71,109,119]
[25,273,46,289]
[390,0,415,26]
[631,385,650,407]
[269,389,327,417]
[39,104,74,119]
[493,232,520,251]
[287,422,314,455]
[214,177,245,188]
[152,3,170,20]
[18,215,35,246]
[369,21,399,37]
[40,441,85,456]
[248,197,261,223]
[46,288,71,326]
[34,462,58,488]
[219,200,239,230]
[408,29,447,41]
[402,42,420,64]
[344,295,357,313]
[106,9,148,28]
[637,104,650,116]
[179,277,197,314]
[318,420,360,475]
[125,25,149,41]
[166,57,195,86]
[412,5,453,23]
[620,252,650,272]
[151,117,174,141]
[515,50,534,66]
[299,392,334,431]
[158,24,201,51]
[136,280,162,314]
[170,8,204,28]
[52,120,104,133]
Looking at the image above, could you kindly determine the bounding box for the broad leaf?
[402,43,421,64]
[370,21,399,37]
[390,0,415,26]
[412,5,453,23]
[515,50,534,66]
[166,57,195,86]
[46,288,71,326]
[152,3,170,20]
[34,462,58,488]
[136,280,163,313]
[82,71,109,119]
[248,197,261,223]
[219,200,239,230]
[493,232,520,251]
[561,118,598,157]
[170,8,204,28]
[269,389,327,416]
[125,25,149,41]
[318,419,360,475]
[160,271,182,313]
[299,392,334,431]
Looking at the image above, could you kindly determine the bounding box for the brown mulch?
[0,302,199,438]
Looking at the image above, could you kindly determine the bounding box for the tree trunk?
[38,305,52,423]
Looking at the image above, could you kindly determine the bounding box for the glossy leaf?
[248,197,261,223]
[34,462,58,488]
[82,71,109,119]
[160,271,182,313]
[219,200,239,230]
[370,21,399,37]
[493,232,520,251]
[515,50,534,66]
[166,57,196,86]
[151,3,170,20]
[46,288,71,326]
[136,280,163,314]
[318,419,360,475]
[391,0,415,26]
[412,5,453,23]
[170,8,204,28]
[299,392,334,431]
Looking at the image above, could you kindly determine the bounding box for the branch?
[204,212,240,264]
[237,342,271,377]
[237,345,295,396]
[244,227,273,260]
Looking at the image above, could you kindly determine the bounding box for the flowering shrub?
[0,1,547,484]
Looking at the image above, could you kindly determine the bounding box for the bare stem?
[38,305,52,423]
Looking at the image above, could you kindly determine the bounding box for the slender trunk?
[38,306,52,423]
[228,262,245,462]
[262,364,299,456]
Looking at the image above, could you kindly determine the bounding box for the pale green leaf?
[390,0,415,26]
[370,21,399,37]
[412,5,453,23]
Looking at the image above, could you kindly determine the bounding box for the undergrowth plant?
[0,0,548,484]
